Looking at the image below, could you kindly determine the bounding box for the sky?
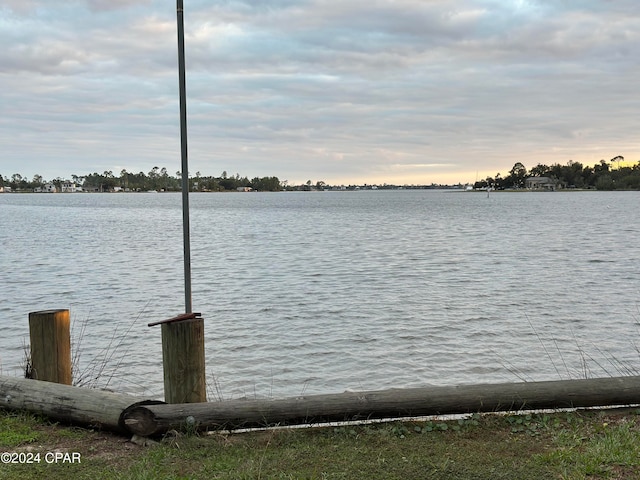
[1,1,639,186]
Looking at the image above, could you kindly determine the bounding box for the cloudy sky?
[1,1,638,185]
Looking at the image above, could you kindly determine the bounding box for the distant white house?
[61,182,81,192]
[34,183,57,193]
[237,186,253,192]
[0,186,9,193]
[61,182,82,193]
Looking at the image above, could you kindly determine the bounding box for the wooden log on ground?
[123,376,640,436]
[0,375,160,433]
[28,309,72,384]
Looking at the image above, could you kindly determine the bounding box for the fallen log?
[123,376,640,436]
[0,375,161,433]
[5,373,640,437]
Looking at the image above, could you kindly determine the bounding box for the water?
[1,190,639,400]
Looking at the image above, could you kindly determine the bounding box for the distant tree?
[594,159,610,174]
[159,167,169,190]
[100,171,117,190]
[10,173,29,190]
[197,176,220,191]
[611,155,624,170]
[596,174,615,190]
[581,166,594,187]
[147,166,160,190]
[548,163,563,183]
[561,161,585,187]
[492,173,507,189]
[52,177,64,191]
[475,176,493,189]
[507,162,527,188]
[219,175,236,190]
[134,172,147,190]
[618,169,640,189]
[250,176,282,191]
[529,163,550,177]
[120,169,129,189]
[83,172,107,191]
[32,174,43,188]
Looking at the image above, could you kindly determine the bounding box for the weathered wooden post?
[149,313,206,403]
[28,309,72,385]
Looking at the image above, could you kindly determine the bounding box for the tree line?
[475,156,640,190]
[0,168,283,192]
[3,156,640,192]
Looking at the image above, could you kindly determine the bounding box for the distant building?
[34,183,57,193]
[61,182,81,193]
[0,186,9,193]
[237,186,253,192]
[525,176,563,191]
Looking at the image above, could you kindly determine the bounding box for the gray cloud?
[1,0,638,184]
[87,0,152,12]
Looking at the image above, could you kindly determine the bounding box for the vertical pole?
[28,309,72,385]
[177,0,192,314]
[161,319,206,403]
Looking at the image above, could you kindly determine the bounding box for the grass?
[71,310,144,390]
[21,309,148,392]
[2,407,640,479]
[8,311,640,478]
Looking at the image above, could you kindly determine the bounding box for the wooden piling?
[28,309,72,385]
[149,313,206,403]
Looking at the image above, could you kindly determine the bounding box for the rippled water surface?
[1,190,639,399]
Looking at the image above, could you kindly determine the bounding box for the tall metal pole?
[177,0,192,313]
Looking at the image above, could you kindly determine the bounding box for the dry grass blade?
[72,303,149,390]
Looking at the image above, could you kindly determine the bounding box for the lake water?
[1,190,639,400]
